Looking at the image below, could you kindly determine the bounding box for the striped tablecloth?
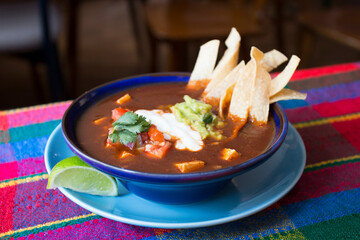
[1,62,360,239]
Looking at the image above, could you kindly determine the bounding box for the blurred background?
[0,0,359,110]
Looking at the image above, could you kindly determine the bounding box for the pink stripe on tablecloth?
[17,157,47,177]
[0,185,16,234]
[312,96,360,118]
[0,157,44,182]
[0,161,18,181]
[289,63,359,81]
[0,114,9,131]
[6,102,71,128]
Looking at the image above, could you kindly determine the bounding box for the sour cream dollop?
[135,110,204,151]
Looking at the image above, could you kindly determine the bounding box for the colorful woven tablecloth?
[1,62,360,239]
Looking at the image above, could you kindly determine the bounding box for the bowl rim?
[62,72,288,184]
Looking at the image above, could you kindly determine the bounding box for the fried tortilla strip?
[218,61,246,118]
[249,48,271,125]
[250,69,271,124]
[202,28,240,95]
[270,55,300,96]
[261,49,288,72]
[187,40,220,90]
[270,88,307,104]
[204,60,245,109]
[228,49,258,129]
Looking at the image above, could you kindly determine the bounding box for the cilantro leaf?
[108,132,120,144]
[117,130,138,145]
[109,130,137,145]
[114,124,146,134]
[114,111,138,125]
[110,111,151,145]
[136,115,152,131]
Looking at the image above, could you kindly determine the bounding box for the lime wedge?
[47,156,118,196]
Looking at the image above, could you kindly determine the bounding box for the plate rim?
[45,123,306,229]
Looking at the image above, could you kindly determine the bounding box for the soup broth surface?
[76,82,275,174]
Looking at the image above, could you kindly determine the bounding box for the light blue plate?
[44,123,306,229]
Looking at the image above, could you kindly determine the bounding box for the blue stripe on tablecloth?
[305,80,360,105]
[10,136,48,161]
[283,187,360,228]
[0,143,17,163]
[278,100,309,109]
[277,80,360,110]
[0,120,60,163]
[144,188,360,240]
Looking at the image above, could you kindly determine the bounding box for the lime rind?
[47,156,118,196]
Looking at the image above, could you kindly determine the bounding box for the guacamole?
[171,95,224,140]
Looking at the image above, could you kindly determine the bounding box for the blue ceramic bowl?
[62,73,288,204]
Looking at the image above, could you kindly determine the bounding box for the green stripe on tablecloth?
[5,120,60,143]
[259,212,360,240]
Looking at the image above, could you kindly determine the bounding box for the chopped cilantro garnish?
[109,111,151,145]
[202,112,214,124]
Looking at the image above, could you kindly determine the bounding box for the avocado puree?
[170,95,224,140]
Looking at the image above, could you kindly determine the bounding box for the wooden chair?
[297,4,360,67]
[136,0,269,72]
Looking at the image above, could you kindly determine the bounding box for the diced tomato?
[148,125,165,143]
[144,141,172,158]
[111,107,129,121]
